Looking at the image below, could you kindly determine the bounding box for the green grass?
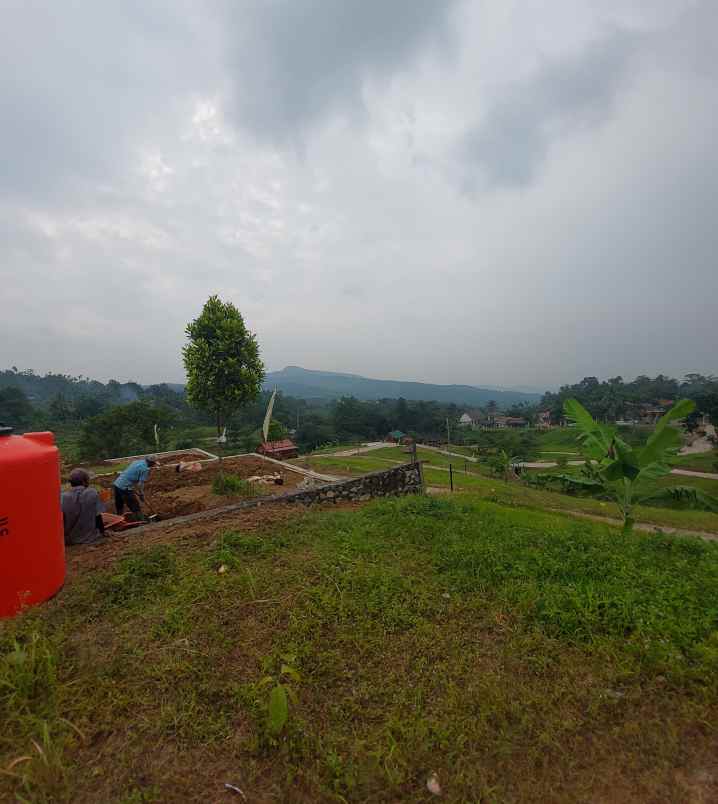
[302,450,718,533]
[671,450,718,473]
[522,464,718,516]
[308,442,365,455]
[212,473,258,497]
[293,454,395,476]
[370,445,478,470]
[3,496,718,801]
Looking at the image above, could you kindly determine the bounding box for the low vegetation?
[3,495,718,801]
[561,398,718,532]
[211,473,258,498]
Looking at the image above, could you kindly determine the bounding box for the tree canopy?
[183,296,265,435]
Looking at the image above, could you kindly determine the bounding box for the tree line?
[540,374,718,426]
[2,294,716,462]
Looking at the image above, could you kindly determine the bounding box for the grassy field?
[3,495,718,802]
[301,449,718,534]
[672,450,718,473]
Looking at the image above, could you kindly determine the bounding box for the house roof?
[260,439,296,451]
[388,430,406,438]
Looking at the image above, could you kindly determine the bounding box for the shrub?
[212,473,258,497]
[78,401,177,460]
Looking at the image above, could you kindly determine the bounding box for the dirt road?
[331,442,391,456]
[680,425,716,455]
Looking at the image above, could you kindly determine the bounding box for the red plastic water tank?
[0,429,65,618]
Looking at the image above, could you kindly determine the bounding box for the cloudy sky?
[1,0,715,391]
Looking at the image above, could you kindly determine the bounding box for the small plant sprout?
[258,655,301,739]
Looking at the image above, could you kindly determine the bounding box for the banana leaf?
[638,399,695,468]
[563,399,613,460]
[603,437,640,481]
[636,485,718,512]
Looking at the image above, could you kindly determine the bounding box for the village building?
[492,416,528,429]
[256,438,298,460]
[536,410,552,428]
[458,409,484,427]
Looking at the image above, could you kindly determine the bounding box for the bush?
[78,401,177,460]
[212,473,258,497]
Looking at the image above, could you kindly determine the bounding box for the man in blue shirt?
[113,456,158,519]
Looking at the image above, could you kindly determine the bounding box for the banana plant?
[490,449,521,481]
[562,398,718,533]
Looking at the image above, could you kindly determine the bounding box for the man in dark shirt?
[61,468,105,546]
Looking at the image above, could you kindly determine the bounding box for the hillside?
[264,365,542,406]
[3,494,718,801]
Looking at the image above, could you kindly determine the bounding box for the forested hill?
[263,366,541,406]
[0,368,143,404]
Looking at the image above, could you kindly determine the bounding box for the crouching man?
[112,455,158,520]
[62,469,105,546]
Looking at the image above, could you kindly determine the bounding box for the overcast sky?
[1,0,716,391]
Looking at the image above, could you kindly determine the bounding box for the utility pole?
[446,417,451,451]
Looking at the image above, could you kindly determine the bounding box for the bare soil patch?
[64,499,361,580]
[87,456,304,521]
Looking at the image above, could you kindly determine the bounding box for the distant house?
[640,405,667,425]
[459,409,484,428]
[493,416,528,429]
[386,430,406,443]
[536,410,552,428]
[257,439,298,460]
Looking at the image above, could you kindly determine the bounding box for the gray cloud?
[222,0,459,141]
[0,0,716,390]
[457,29,636,190]
[0,0,218,202]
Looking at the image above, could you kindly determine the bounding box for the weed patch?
[212,473,258,497]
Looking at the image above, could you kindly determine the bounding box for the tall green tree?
[183,296,265,436]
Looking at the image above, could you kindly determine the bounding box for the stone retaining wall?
[284,461,424,505]
[125,462,424,536]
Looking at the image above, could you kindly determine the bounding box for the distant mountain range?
[263,366,542,407]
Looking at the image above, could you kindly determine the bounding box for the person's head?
[145,456,159,468]
[69,468,90,488]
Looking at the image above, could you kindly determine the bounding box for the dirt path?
[418,444,478,462]
[330,442,393,457]
[517,459,718,480]
[544,508,718,542]
[425,486,718,541]
[256,453,341,482]
[680,425,716,455]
